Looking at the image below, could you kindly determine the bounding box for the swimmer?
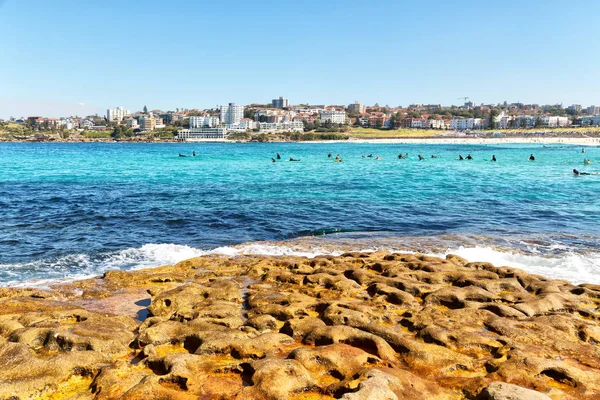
[335,155,342,162]
[178,153,186,157]
[192,151,196,157]
[328,153,332,158]
[276,153,281,160]
[289,157,300,162]
[458,155,464,160]
[584,159,592,165]
[529,154,535,161]
[431,155,440,158]
[271,158,276,162]
[418,155,424,161]
[492,155,497,162]
[397,154,402,159]
[367,154,373,158]
[375,156,381,160]
[582,148,586,153]
[466,154,473,160]
[573,169,590,175]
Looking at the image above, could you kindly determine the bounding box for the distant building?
[319,110,346,124]
[239,118,255,130]
[258,121,304,132]
[138,116,163,131]
[579,115,600,126]
[586,105,600,115]
[107,107,131,122]
[347,101,365,114]
[176,128,227,141]
[272,97,289,108]
[568,104,582,113]
[220,103,244,125]
[189,115,220,128]
[450,118,483,130]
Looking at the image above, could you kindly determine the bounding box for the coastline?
[2,136,600,145]
[1,250,599,399]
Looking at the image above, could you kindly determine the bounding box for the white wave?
[4,242,600,288]
[440,246,600,285]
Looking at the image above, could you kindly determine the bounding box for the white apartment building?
[493,112,511,129]
[512,115,569,128]
[189,115,220,128]
[319,110,346,124]
[450,118,483,130]
[258,121,304,132]
[239,118,255,130]
[107,107,131,122]
[220,103,244,125]
[176,128,227,141]
[542,116,569,127]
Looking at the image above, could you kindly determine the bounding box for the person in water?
[466,154,473,160]
[398,154,403,159]
[271,158,276,162]
[289,157,300,161]
[178,153,186,157]
[492,155,497,162]
[192,151,196,157]
[529,154,535,161]
[418,155,424,161]
[367,154,373,158]
[335,155,342,162]
[375,156,381,160]
[458,155,464,160]
[582,148,586,153]
[328,153,332,158]
[276,153,281,160]
[573,169,591,175]
[584,159,592,165]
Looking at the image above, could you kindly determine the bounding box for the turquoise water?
[1,142,599,285]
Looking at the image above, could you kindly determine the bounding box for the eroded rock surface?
[1,252,600,399]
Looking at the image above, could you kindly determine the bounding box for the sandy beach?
[337,136,600,146]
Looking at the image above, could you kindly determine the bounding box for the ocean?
[1,142,599,286]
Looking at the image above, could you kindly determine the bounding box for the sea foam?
[3,242,600,288]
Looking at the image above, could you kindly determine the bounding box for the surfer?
[466,154,473,160]
[529,154,535,161]
[492,155,497,162]
[276,153,281,160]
[418,155,424,161]
[289,157,300,162]
[271,158,276,162]
[458,155,464,160]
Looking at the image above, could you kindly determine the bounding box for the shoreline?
[1,250,599,399]
[5,234,600,289]
[1,136,600,145]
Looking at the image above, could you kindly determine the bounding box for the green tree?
[143,105,148,114]
[243,109,255,120]
[535,117,543,127]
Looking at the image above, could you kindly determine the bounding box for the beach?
[1,250,599,399]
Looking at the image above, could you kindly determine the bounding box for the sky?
[1,0,599,118]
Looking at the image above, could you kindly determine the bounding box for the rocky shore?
[1,251,599,399]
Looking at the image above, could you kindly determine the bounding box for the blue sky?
[1,0,599,117]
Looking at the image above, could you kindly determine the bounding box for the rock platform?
[1,251,599,399]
